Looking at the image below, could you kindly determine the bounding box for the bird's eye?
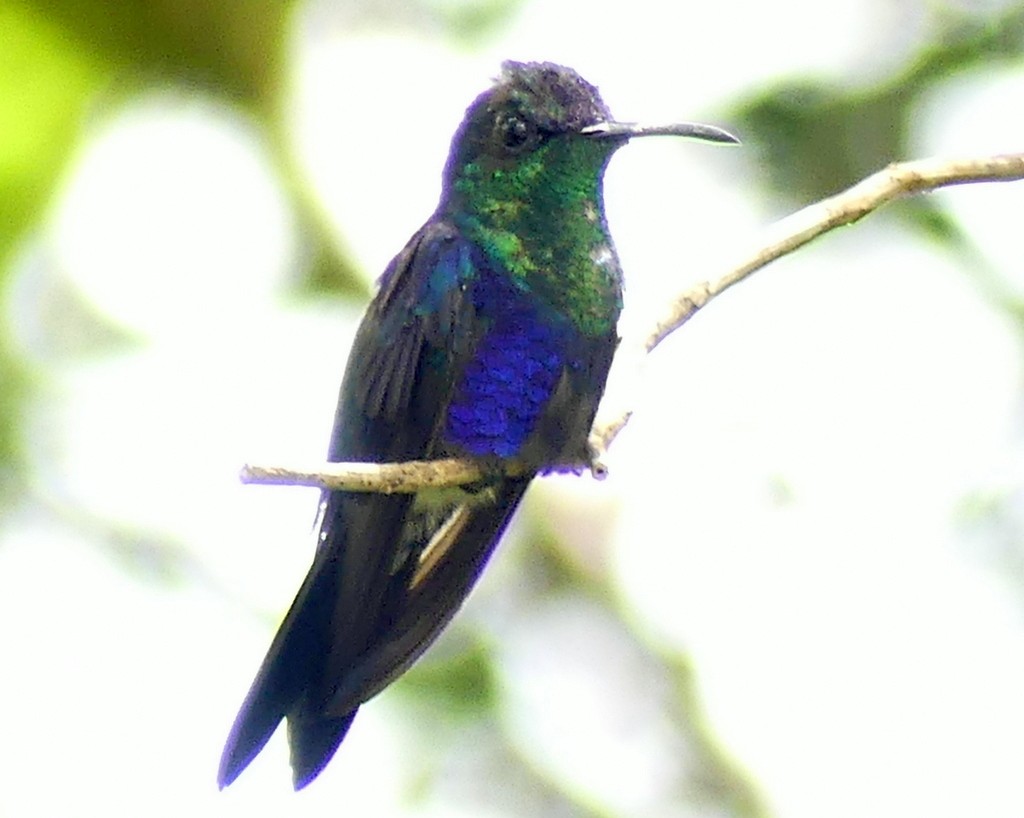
[497,113,534,152]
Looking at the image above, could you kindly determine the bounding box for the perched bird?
[219,60,737,790]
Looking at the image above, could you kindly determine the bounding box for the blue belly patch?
[445,318,563,458]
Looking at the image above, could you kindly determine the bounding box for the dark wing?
[218,220,531,790]
[333,219,482,461]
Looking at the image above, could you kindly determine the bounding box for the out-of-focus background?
[1,1,1023,816]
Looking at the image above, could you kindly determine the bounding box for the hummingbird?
[218,60,737,790]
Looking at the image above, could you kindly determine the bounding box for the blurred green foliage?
[1,0,309,501]
[729,3,1024,343]
[733,3,1024,207]
[0,0,290,270]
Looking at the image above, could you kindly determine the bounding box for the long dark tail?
[218,477,531,790]
[217,536,356,790]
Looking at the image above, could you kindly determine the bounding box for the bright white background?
[2,1,1023,816]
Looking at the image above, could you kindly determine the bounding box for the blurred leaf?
[0,0,296,274]
[732,3,1024,208]
[399,633,499,717]
[17,0,291,111]
[662,653,772,818]
[0,3,105,497]
[903,200,1024,324]
[735,79,907,205]
[426,0,526,43]
[290,195,374,299]
[0,340,28,505]
[18,0,368,298]
[0,4,103,268]
[0,0,365,505]
[509,505,772,817]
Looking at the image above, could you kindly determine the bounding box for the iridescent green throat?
[448,137,622,337]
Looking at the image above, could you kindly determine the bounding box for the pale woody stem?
[243,153,1024,494]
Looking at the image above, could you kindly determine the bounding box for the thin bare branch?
[586,152,1024,458]
[242,153,1024,493]
[241,459,527,493]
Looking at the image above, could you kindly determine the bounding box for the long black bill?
[582,120,740,144]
